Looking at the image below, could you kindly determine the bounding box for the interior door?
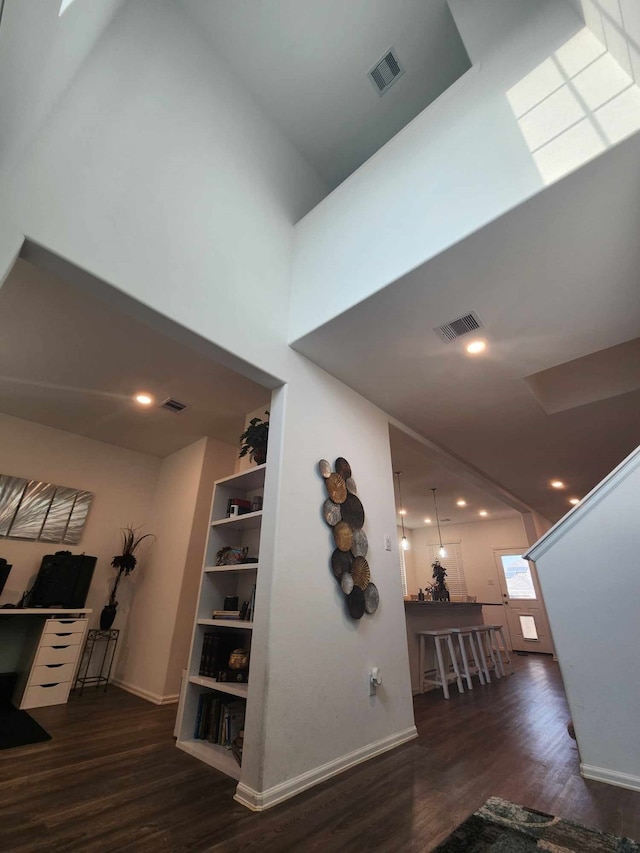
[493,549,554,655]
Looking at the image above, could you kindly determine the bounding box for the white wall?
[289,0,640,342]
[526,448,640,789]
[164,436,238,698]
[577,0,640,84]
[0,0,326,382]
[0,0,125,176]
[238,355,416,804]
[113,437,219,703]
[0,412,159,617]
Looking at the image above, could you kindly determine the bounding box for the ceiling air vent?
[160,397,188,414]
[435,311,483,343]
[368,48,405,96]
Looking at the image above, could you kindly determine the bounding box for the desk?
[0,609,91,709]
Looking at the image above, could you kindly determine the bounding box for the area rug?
[433,797,639,852]
[0,708,51,750]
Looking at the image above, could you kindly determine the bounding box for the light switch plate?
[384,535,392,551]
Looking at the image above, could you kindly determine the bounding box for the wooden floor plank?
[0,655,638,851]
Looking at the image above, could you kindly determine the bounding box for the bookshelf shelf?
[197,619,254,630]
[211,511,262,531]
[188,675,248,698]
[175,460,265,789]
[176,739,242,781]
[204,564,259,574]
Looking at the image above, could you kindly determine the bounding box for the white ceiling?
[293,131,640,524]
[0,259,270,458]
[389,426,521,529]
[178,0,471,190]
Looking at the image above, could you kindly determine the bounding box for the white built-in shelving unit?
[175,463,265,782]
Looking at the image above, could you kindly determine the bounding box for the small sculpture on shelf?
[430,559,450,602]
[215,546,250,566]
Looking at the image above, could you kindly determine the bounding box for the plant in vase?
[238,411,269,465]
[101,526,155,629]
[430,558,450,602]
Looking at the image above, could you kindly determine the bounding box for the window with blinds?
[399,544,408,596]
[427,541,467,596]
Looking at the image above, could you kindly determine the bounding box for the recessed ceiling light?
[479,510,488,517]
[466,340,486,355]
[424,517,432,524]
[569,498,580,505]
[550,480,565,489]
[456,499,467,507]
[135,393,153,406]
[399,509,406,516]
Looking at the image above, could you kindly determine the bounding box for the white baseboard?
[111,677,179,706]
[580,763,640,792]
[234,725,418,811]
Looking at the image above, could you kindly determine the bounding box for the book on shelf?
[245,584,256,622]
[212,610,241,620]
[231,730,244,766]
[193,694,245,747]
[198,631,246,678]
[226,498,252,517]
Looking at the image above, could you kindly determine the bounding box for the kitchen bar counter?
[404,601,485,694]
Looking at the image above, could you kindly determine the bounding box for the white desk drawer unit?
[20,617,88,710]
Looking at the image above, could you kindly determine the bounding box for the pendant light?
[394,471,410,551]
[431,487,446,558]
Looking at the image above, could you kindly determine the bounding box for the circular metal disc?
[322,498,342,526]
[326,473,347,504]
[341,493,364,529]
[333,521,353,552]
[331,548,353,579]
[318,459,332,479]
[345,477,357,494]
[364,582,379,614]
[347,586,365,620]
[351,528,368,558]
[335,457,352,479]
[340,572,354,595]
[351,556,370,590]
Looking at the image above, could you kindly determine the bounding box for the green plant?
[109,525,155,606]
[431,559,447,590]
[239,411,270,459]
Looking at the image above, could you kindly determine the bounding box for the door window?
[500,554,536,600]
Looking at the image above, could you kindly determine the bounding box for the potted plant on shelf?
[100,525,155,629]
[238,411,269,466]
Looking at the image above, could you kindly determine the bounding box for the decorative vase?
[100,604,117,630]
[251,445,267,465]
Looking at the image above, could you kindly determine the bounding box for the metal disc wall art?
[320,457,380,620]
[318,459,332,479]
[331,548,353,579]
[323,498,342,526]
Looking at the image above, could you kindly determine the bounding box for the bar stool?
[418,629,464,699]
[468,626,498,682]
[450,627,486,689]
[485,624,514,676]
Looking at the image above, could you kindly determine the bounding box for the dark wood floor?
[1,655,639,852]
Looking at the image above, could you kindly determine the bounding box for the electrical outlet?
[488,579,495,586]
[384,535,392,551]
